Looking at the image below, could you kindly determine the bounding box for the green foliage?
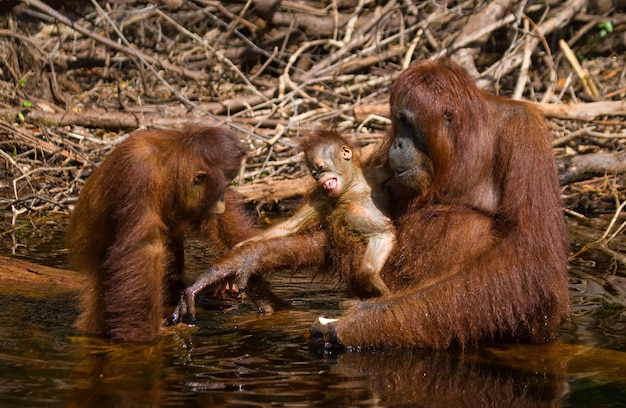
[597,21,613,38]
[17,101,32,122]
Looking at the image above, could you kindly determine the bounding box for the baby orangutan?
[302,131,394,295]
[244,130,395,295]
[172,130,395,322]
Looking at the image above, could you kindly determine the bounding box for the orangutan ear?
[340,145,352,161]
[193,171,208,185]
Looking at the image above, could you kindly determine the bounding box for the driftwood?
[1,0,625,226]
[354,100,626,123]
[0,106,295,134]
[535,101,626,121]
[559,150,626,185]
[237,177,314,204]
[7,99,624,138]
[0,255,80,297]
[20,0,209,82]
[0,107,204,132]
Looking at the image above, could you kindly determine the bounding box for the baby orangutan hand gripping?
[172,130,395,322]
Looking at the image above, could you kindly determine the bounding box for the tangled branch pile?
[0,0,625,226]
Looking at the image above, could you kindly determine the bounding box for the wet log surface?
[0,255,80,296]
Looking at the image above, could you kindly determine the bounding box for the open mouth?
[320,176,338,194]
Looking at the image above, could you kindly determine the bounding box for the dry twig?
[0,0,623,225]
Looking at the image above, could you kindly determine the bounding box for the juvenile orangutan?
[69,124,258,342]
[171,130,395,322]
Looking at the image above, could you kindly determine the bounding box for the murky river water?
[0,216,625,407]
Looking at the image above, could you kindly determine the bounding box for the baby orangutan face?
[306,143,355,198]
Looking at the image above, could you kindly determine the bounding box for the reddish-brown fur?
[175,59,569,349]
[171,130,393,321]
[69,124,252,342]
[316,58,570,348]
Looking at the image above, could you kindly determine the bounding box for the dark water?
[1,216,625,407]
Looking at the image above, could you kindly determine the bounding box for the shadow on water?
[0,216,625,407]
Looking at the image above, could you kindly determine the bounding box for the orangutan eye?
[310,166,324,181]
[443,108,453,126]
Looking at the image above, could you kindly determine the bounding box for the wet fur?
[69,125,251,342]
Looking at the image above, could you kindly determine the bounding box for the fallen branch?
[353,100,626,122]
[475,0,587,90]
[21,0,208,82]
[236,176,314,204]
[446,0,516,77]
[256,0,352,37]
[0,107,287,133]
[0,255,80,297]
[560,150,626,185]
[559,39,600,98]
[0,107,194,131]
[534,100,626,121]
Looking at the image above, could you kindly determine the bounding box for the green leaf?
[597,21,614,37]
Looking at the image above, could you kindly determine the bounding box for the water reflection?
[58,327,626,407]
[67,340,170,408]
[0,216,625,406]
[565,217,626,351]
[327,347,565,407]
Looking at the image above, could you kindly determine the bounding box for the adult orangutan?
[174,58,569,349]
[310,58,570,348]
[68,124,276,342]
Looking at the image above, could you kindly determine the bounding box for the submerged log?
[0,255,80,297]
